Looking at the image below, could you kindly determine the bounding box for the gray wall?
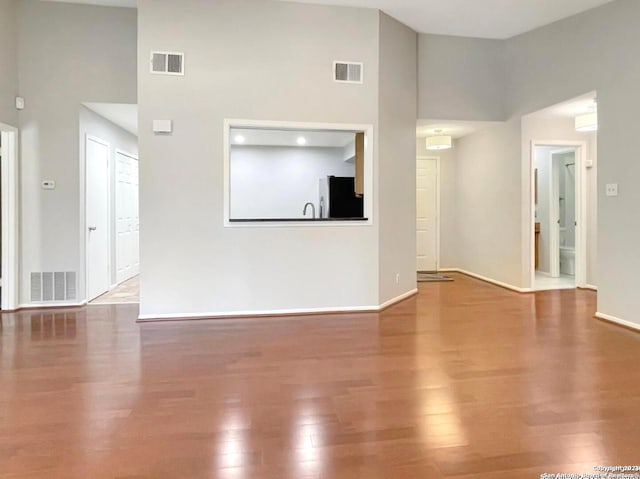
[378,12,417,303]
[0,0,18,126]
[453,120,523,286]
[138,0,383,316]
[418,34,505,121]
[17,0,137,303]
[506,0,639,320]
[79,106,138,288]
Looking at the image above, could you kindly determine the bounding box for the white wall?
[230,146,353,219]
[0,0,18,126]
[18,0,136,304]
[418,34,505,121]
[79,106,138,287]
[416,138,456,269]
[138,0,383,317]
[378,13,417,303]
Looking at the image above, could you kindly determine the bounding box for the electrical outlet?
[395,274,400,284]
[606,183,619,197]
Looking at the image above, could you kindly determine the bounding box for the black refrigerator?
[319,176,364,219]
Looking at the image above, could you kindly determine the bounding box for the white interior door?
[417,158,438,272]
[116,151,139,284]
[86,136,110,301]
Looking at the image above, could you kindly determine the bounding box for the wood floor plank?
[2,273,638,478]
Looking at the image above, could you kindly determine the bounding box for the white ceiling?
[416,119,503,140]
[527,92,597,119]
[41,0,615,39]
[276,0,615,39]
[231,128,356,148]
[84,102,138,136]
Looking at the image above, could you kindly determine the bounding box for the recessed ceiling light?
[234,135,245,144]
[297,136,307,146]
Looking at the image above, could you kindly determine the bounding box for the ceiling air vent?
[150,51,184,76]
[333,61,363,84]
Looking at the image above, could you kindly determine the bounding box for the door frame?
[82,134,112,302]
[417,155,440,272]
[529,140,587,289]
[114,148,139,286]
[1,123,19,311]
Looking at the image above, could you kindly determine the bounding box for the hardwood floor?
[90,276,140,304]
[1,273,639,478]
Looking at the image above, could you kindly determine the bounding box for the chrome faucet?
[303,202,316,219]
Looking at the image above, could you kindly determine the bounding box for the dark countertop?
[230,218,369,222]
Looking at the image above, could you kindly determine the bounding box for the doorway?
[416,156,439,272]
[85,135,111,301]
[532,142,587,290]
[115,150,139,284]
[0,124,18,311]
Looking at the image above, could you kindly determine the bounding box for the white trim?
[379,288,418,310]
[582,284,598,291]
[529,140,588,291]
[595,312,640,332]
[439,268,533,293]
[223,119,375,228]
[0,123,19,311]
[417,155,440,271]
[115,149,138,161]
[82,134,112,302]
[18,301,87,310]
[113,149,140,287]
[138,288,418,321]
[549,152,561,278]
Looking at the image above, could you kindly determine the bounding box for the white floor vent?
[31,272,77,302]
[333,61,363,84]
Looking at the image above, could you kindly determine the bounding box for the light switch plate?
[153,119,172,133]
[15,97,25,110]
[606,183,619,197]
[42,180,56,190]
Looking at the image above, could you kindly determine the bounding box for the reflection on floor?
[3,275,635,479]
[535,272,575,291]
[90,275,139,304]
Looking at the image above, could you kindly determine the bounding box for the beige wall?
[0,0,18,126]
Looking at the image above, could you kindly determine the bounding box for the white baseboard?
[138,289,419,322]
[438,268,533,293]
[379,288,418,311]
[17,300,87,310]
[595,312,640,332]
[581,284,598,291]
